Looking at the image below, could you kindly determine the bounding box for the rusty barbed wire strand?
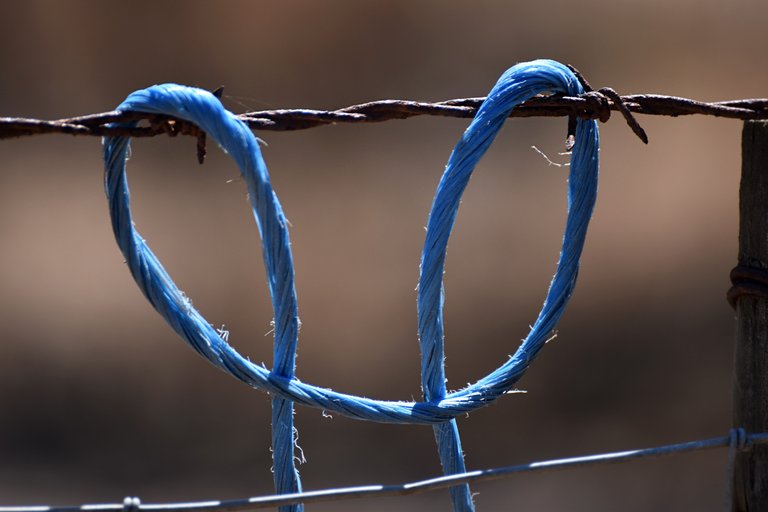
[1,92,768,142]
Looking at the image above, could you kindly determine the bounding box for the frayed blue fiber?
[416,59,596,511]
[103,84,303,512]
[103,58,598,511]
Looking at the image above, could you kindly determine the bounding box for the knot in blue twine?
[103,59,599,512]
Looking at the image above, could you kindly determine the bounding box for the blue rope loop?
[102,59,598,426]
[103,84,303,511]
[416,58,596,512]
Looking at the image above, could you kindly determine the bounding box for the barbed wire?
[1,92,767,142]
[2,430,764,512]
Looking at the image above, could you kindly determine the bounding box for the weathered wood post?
[732,120,768,511]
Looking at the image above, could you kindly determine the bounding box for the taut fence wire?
[0,429,763,512]
[3,92,768,140]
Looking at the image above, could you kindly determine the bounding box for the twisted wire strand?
[102,61,599,428]
[3,93,768,142]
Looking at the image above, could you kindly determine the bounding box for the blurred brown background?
[0,1,766,510]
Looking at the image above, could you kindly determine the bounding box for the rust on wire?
[195,86,227,164]
[728,265,768,309]
[1,92,768,143]
[598,88,648,143]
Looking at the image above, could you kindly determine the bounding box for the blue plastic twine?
[416,59,596,511]
[103,58,598,512]
[102,85,303,511]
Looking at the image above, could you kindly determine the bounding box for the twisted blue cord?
[102,85,303,511]
[416,58,595,511]
[102,59,598,432]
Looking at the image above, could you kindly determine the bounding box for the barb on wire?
[3,431,767,512]
[1,92,767,142]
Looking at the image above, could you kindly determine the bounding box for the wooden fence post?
[733,120,768,511]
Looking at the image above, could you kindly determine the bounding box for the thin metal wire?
[724,427,748,511]
[2,93,768,141]
[4,431,766,512]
